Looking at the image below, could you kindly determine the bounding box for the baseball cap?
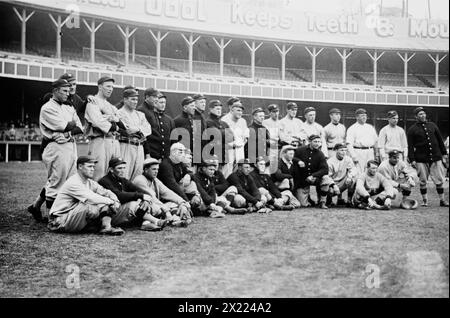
[227,97,241,106]
[59,73,76,82]
[286,102,298,110]
[280,145,296,153]
[144,88,160,98]
[201,159,217,167]
[304,107,316,115]
[255,156,270,166]
[123,88,139,98]
[329,108,341,114]
[77,155,98,166]
[355,108,367,115]
[237,158,252,166]
[267,104,279,112]
[108,157,126,168]
[387,110,398,118]
[171,142,186,152]
[52,79,71,89]
[388,150,401,158]
[308,134,321,142]
[193,93,206,101]
[143,157,160,168]
[181,96,195,106]
[252,107,265,116]
[414,107,425,116]
[333,143,346,151]
[97,76,115,85]
[208,100,222,108]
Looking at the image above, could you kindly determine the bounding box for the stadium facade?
[0,0,448,134]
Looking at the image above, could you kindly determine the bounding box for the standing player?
[346,108,378,175]
[117,88,152,180]
[262,104,281,169]
[302,107,328,157]
[85,76,124,180]
[324,108,346,159]
[378,110,408,162]
[407,107,449,207]
[278,102,307,147]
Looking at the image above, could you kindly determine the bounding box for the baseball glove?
[400,198,419,210]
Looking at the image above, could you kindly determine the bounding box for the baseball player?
[221,97,249,178]
[352,160,396,210]
[245,107,271,164]
[346,108,378,175]
[117,88,152,180]
[85,76,124,180]
[323,108,346,159]
[378,150,417,209]
[37,79,83,211]
[262,104,281,169]
[48,156,125,235]
[407,107,449,207]
[302,107,328,157]
[378,110,408,161]
[278,102,307,147]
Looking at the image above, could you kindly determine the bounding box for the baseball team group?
[26,72,449,235]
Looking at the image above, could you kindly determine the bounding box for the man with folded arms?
[294,135,331,209]
[98,157,166,231]
[302,106,328,158]
[346,108,378,175]
[48,156,125,235]
[271,145,300,193]
[352,160,396,210]
[326,143,357,207]
[278,102,307,148]
[245,107,271,164]
[262,104,281,169]
[134,158,193,227]
[251,156,300,210]
[85,76,124,180]
[117,88,152,180]
[227,159,271,213]
[324,108,346,160]
[378,110,408,162]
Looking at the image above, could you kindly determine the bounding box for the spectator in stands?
[137,88,174,160]
[352,160,396,210]
[221,97,249,178]
[346,108,378,175]
[205,100,233,167]
[324,108,346,159]
[302,107,328,157]
[6,123,16,141]
[173,96,197,153]
[378,110,408,162]
[407,107,448,207]
[117,89,152,180]
[294,135,331,209]
[245,107,271,164]
[262,104,281,169]
[326,143,357,207]
[278,102,306,147]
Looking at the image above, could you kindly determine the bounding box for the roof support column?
[366,50,385,87]
[181,33,201,77]
[397,52,415,87]
[244,41,263,80]
[117,25,137,67]
[305,47,324,84]
[213,38,231,77]
[274,44,293,81]
[335,48,353,84]
[149,30,169,70]
[13,7,34,55]
[427,53,447,89]
[48,14,70,59]
[82,19,103,63]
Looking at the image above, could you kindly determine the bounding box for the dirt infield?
[0,162,448,297]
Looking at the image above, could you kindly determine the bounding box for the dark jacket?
[137,100,175,159]
[157,157,191,201]
[98,172,144,204]
[227,171,261,204]
[271,157,300,184]
[245,121,271,162]
[206,113,232,164]
[193,170,216,206]
[213,169,230,196]
[250,170,282,199]
[294,145,329,188]
[67,93,87,126]
[173,111,195,151]
[407,121,447,163]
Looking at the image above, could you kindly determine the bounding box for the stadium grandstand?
[0,0,448,161]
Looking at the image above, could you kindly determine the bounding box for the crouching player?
[251,156,300,210]
[352,160,397,210]
[378,150,418,209]
[326,143,357,207]
[133,158,193,227]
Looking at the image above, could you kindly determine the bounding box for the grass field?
[0,162,448,298]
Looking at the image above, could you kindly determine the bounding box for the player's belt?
[353,146,373,150]
[90,134,117,140]
[119,137,144,146]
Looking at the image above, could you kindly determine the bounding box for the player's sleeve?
[85,102,112,133]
